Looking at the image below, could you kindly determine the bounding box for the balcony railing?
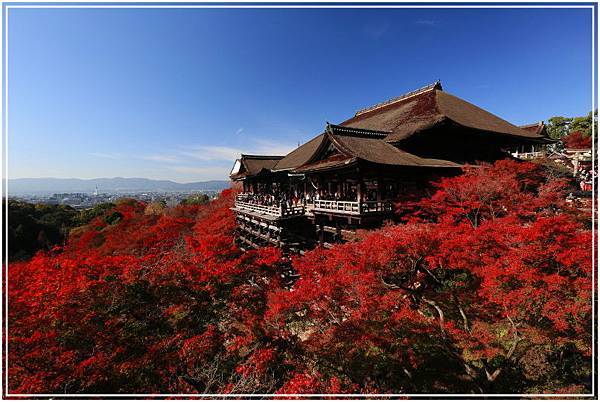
[235,194,394,218]
[313,199,394,215]
[235,195,305,218]
[511,151,546,160]
[312,199,359,214]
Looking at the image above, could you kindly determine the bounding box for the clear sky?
[6,6,595,182]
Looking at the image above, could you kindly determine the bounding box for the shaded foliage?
[5,201,120,261]
[6,200,77,261]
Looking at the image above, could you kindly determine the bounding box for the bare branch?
[484,316,523,382]
[452,294,471,334]
[422,297,445,337]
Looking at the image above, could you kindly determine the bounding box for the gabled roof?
[293,124,460,173]
[328,124,459,167]
[519,121,548,137]
[292,154,356,173]
[272,133,326,171]
[235,81,546,175]
[340,81,544,143]
[230,154,284,180]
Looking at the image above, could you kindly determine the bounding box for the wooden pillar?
[319,224,324,246]
[357,178,363,215]
[303,180,307,201]
[276,225,282,248]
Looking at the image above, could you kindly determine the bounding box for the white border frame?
[0,1,597,399]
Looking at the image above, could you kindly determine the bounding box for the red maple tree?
[562,131,593,150]
[6,160,593,395]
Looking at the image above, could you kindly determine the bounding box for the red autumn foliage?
[562,130,593,149]
[7,160,593,395]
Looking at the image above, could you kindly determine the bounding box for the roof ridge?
[354,80,443,117]
[519,121,544,128]
[327,123,390,138]
[240,154,284,159]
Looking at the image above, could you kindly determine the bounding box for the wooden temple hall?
[229,81,551,252]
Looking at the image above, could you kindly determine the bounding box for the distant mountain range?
[5,177,231,195]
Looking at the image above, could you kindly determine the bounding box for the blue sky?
[6,6,595,182]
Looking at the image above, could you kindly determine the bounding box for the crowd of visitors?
[237,187,374,210]
[237,191,305,211]
[576,165,594,192]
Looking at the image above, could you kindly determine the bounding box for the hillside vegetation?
[7,160,592,395]
[5,200,116,261]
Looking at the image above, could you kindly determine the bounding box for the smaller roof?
[293,124,461,173]
[230,154,284,180]
[327,124,459,168]
[519,121,549,137]
[272,134,326,171]
[293,154,356,173]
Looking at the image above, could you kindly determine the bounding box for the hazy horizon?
[7,7,594,182]
[5,176,232,196]
[5,176,232,184]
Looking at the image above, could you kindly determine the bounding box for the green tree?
[546,110,597,139]
[5,200,128,261]
[181,193,210,205]
[570,116,591,137]
[546,116,573,139]
[76,202,116,226]
[5,200,79,261]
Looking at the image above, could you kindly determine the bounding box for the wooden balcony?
[511,151,546,160]
[234,194,305,219]
[312,199,394,215]
[234,194,394,220]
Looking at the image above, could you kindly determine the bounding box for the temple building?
[511,121,550,159]
[229,81,551,252]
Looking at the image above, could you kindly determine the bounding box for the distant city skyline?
[6,6,595,181]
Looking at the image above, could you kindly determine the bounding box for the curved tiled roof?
[328,125,459,168]
[230,154,284,180]
[272,134,326,171]
[340,84,544,143]
[233,82,546,175]
[293,124,460,173]
[293,154,357,173]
